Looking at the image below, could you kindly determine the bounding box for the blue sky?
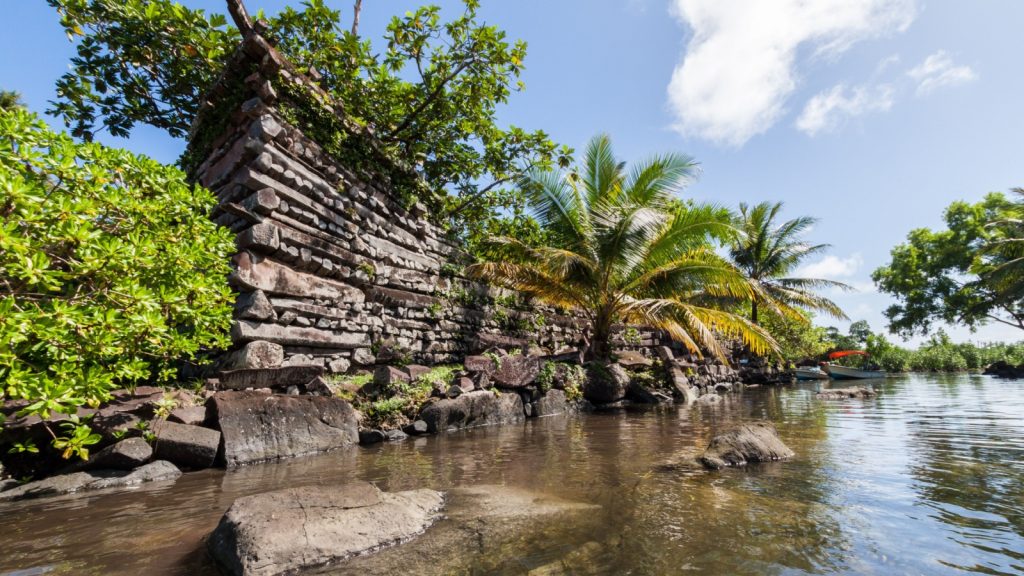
[2,0,1023,345]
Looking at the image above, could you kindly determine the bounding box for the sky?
[2,0,1023,345]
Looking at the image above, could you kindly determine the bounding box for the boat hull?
[795,368,829,380]
[823,364,886,379]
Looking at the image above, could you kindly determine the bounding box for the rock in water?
[0,461,181,502]
[582,363,629,404]
[84,437,152,471]
[418,390,524,433]
[206,482,444,576]
[206,391,359,467]
[816,387,876,400]
[699,422,795,470]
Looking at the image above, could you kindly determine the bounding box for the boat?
[821,350,886,379]
[794,366,830,380]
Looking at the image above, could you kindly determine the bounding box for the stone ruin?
[186,18,684,383]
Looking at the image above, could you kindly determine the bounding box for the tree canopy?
[47,0,570,239]
[467,134,778,361]
[0,108,235,459]
[872,192,1024,337]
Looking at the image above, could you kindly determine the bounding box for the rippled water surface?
[2,374,1023,575]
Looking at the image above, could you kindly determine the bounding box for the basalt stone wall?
[188,32,676,377]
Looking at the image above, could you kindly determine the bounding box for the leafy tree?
[847,320,872,346]
[47,0,570,237]
[0,108,235,459]
[982,188,1024,302]
[0,90,24,111]
[728,201,849,325]
[872,192,1024,337]
[758,310,832,363]
[467,134,777,361]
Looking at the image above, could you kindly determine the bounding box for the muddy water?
[2,374,1023,575]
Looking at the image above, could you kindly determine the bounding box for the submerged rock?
[206,482,444,576]
[816,387,877,400]
[699,421,795,470]
[0,460,181,502]
[206,391,359,468]
[418,390,525,433]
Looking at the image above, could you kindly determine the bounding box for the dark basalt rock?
[583,363,629,404]
[490,355,541,389]
[207,482,444,576]
[0,461,181,502]
[151,420,221,470]
[699,421,795,470]
[418,390,525,433]
[206,391,359,468]
[83,437,152,471]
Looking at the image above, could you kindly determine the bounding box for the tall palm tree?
[982,188,1024,303]
[729,201,850,326]
[467,134,777,361]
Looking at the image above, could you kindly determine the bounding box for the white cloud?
[667,0,916,146]
[796,253,864,279]
[907,50,977,95]
[796,83,895,136]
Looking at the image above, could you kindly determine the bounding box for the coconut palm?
[728,201,850,325]
[467,134,777,361]
[982,188,1024,303]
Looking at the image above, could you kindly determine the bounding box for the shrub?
[0,109,234,459]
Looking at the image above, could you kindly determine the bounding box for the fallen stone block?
[0,460,181,502]
[419,390,525,433]
[207,483,444,576]
[151,421,221,470]
[206,391,359,467]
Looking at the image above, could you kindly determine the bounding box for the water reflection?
[0,374,1022,575]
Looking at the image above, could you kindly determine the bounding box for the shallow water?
[2,374,1023,575]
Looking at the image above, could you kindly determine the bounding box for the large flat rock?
[207,482,444,576]
[206,391,359,468]
[418,390,525,434]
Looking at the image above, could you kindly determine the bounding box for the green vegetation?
[729,201,850,325]
[467,134,777,361]
[873,191,1024,337]
[47,0,570,240]
[867,330,1024,373]
[0,108,234,459]
[353,365,461,429]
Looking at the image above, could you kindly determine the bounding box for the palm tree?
[982,188,1024,303]
[728,201,849,326]
[467,134,777,362]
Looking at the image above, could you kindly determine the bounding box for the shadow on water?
[1,374,1022,575]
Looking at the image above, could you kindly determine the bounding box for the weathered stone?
[714,382,733,393]
[207,483,444,576]
[699,421,795,470]
[352,348,376,366]
[404,420,429,436]
[654,346,675,361]
[231,251,365,302]
[218,365,324,391]
[615,350,653,368]
[453,376,475,392]
[384,428,409,442]
[816,386,877,400]
[151,420,221,470]
[669,367,698,405]
[490,355,540,389]
[0,461,180,502]
[472,333,528,352]
[446,384,465,398]
[533,389,568,417]
[583,363,629,404]
[358,429,387,445]
[327,356,351,374]
[232,320,370,349]
[405,364,431,381]
[222,340,286,370]
[207,391,359,467]
[374,365,410,390]
[419,390,525,433]
[84,437,152,471]
[235,290,277,321]
[626,381,664,404]
[464,355,496,373]
[168,405,208,426]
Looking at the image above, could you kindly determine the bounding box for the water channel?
[2,374,1022,575]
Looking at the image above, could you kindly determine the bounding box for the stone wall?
[188,32,678,377]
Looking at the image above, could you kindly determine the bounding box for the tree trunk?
[351,0,363,36]
[588,309,613,361]
[751,300,759,326]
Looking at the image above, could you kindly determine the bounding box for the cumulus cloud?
[796,253,864,279]
[796,83,895,136]
[667,0,916,146]
[907,50,977,95]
